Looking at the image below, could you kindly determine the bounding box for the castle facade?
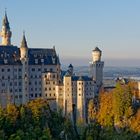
[0,12,104,123]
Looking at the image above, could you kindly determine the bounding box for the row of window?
[1,76,22,80]
[30,93,41,98]
[1,68,22,72]
[46,81,56,85]
[1,82,22,87]
[30,88,41,91]
[45,93,56,97]
[44,87,55,91]
[31,68,53,72]
[29,81,41,85]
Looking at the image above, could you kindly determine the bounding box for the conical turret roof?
[20,32,28,48]
[2,11,10,30]
[93,47,101,52]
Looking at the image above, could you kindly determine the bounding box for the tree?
[113,83,133,127]
[88,99,97,123]
[97,91,114,127]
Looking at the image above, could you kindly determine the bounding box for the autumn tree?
[113,83,133,127]
[97,91,114,127]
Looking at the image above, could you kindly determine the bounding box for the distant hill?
[62,65,140,79]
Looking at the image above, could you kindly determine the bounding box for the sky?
[0,0,140,67]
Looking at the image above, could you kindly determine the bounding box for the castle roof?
[72,76,92,81]
[2,11,10,30]
[0,45,60,65]
[20,33,28,49]
[68,64,73,68]
[93,47,101,52]
[0,45,21,65]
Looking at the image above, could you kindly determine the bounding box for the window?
[7,69,10,72]
[19,76,22,79]
[19,89,22,92]
[1,69,4,72]
[19,68,21,72]
[2,83,5,86]
[19,95,22,98]
[18,82,21,86]
[35,94,37,97]
[2,76,4,80]
[32,68,35,72]
[38,68,41,71]
[45,88,47,91]
[30,94,33,97]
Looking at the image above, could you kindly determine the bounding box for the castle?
[0,12,104,123]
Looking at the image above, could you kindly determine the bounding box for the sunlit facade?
[0,12,104,123]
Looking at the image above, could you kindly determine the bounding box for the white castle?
[0,12,104,123]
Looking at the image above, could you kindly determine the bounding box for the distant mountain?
[62,65,140,79]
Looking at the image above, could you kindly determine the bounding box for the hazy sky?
[0,0,140,66]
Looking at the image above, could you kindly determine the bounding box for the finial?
[5,8,7,15]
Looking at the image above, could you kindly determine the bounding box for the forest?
[0,82,139,140]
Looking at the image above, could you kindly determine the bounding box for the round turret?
[92,47,102,62]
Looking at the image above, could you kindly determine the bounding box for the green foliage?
[113,83,133,126]
[0,81,139,140]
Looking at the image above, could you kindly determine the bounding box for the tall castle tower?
[0,11,12,46]
[90,47,104,88]
[20,33,29,104]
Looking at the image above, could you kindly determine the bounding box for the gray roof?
[28,48,58,65]
[0,46,60,65]
[0,45,21,65]
[72,76,92,81]
[93,47,101,52]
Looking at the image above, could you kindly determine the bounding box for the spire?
[0,10,12,46]
[21,31,28,48]
[2,9,10,30]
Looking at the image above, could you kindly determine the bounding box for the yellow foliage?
[6,104,19,122]
[27,98,48,120]
[97,91,114,127]
[130,109,140,133]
